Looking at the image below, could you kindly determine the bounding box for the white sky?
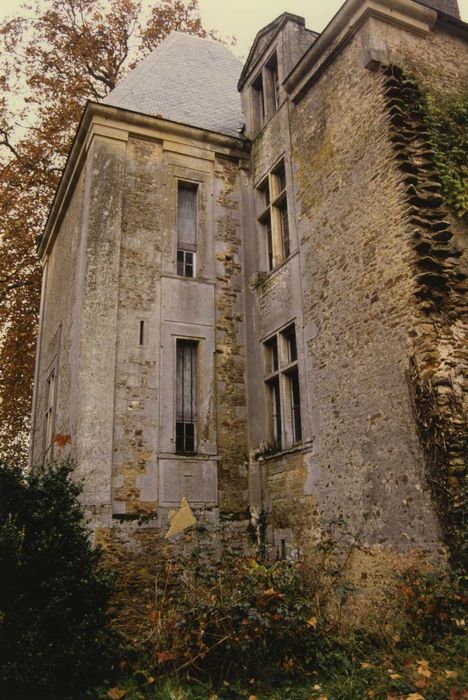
[0,0,467,59]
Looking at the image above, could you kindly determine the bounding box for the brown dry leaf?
[406,694,426,700]
[149,610,160,623]
[54,432,72,448]
[318,696,328,700]
[361,662,373,669]
[248,696,257,700]
[389,673,401,680]
[415,678,428,689]
[416,659,432,679]
[155,650,177,663]
[445,671,458,679]
[107,689,126,700]
[448,690,468,700]
[307,616,318,628]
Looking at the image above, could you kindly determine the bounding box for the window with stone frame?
[251,50,280,131]
[257,158,290,271]
[175,339,198,453]
[177,181,198,278]
[263,323,302,451]
[44,368,56,456]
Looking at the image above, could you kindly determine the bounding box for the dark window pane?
[176,340,197,453]
[289,369,302,443]
[276,164,286,193]
[283,325,297,363]
[252,73,265,127]
[280,203,290,259]
[266,217,273,271]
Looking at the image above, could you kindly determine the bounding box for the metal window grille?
[175,340,197,453]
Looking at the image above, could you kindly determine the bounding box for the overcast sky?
[0,0,467,60]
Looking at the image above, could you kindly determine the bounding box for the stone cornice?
[284,0,438,103]
[38,103,248,259]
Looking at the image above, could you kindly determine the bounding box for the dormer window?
[251,51,280,132]
[252,72,265,129]
[266,52,279,111]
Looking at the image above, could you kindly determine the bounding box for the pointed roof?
[102,32,244,137]
[238,13,318,89]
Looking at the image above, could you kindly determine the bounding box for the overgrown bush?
[399,567,467,643]
[0,460,118,699]
[110,524,330,684]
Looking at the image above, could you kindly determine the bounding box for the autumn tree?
[0,0,220,461]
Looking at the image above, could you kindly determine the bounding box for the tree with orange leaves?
[0,0,220,461]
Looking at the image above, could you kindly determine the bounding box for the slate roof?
[102,32,244,137]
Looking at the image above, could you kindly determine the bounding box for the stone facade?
[31,0,467,571]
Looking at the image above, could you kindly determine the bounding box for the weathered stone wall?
[31,166,86,465]
[110,132,250,521]
[244,15,467,565]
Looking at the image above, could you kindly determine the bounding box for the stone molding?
[284,0,437,102]
[38,102,248,260]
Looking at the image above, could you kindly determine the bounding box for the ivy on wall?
[422,88,468,220]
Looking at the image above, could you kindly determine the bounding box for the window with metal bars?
[263,324,302,450]
[44,369,56,454]
[177,181,197,278]
[175,339,197,453]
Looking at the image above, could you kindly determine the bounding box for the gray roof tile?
[103,32,244,137]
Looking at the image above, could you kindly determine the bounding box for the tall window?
[252,72,265,130]
[251,51,279,131]
[266,52,279,112]
[44,369,56,454]
[263,324,302,451]
[177,181,197,278]
[257,159,290,271]
[176,340,197,453]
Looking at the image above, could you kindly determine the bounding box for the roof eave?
[38,102,248,259]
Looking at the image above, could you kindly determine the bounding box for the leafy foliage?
[96,541,468,699]
[423,89,468,220]
[110,524,327,683]
[0,460,117,699]
[0,0,219,461]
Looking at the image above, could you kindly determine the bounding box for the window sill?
[252,250,299,290]
[256,439,313,463]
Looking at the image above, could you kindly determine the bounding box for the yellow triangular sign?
[164,496,196,539]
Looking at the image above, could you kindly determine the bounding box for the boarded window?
[176,340,197,453]
[177,182,197,252]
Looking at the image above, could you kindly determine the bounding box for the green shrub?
[399,567,467,642]
[125,524,330,683]
[0,460,118,699]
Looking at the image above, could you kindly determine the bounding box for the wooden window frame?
[257,158,291,271]
[263,324,302,450]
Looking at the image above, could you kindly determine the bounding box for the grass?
[96,634,468,700]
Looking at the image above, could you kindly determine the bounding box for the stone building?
[31,0,467,567]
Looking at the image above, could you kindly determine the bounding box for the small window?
[176,339,197,453]
[256,158,291,271]
[44,369,56,454]
[177,182,197,278]
[263,324,302,450]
